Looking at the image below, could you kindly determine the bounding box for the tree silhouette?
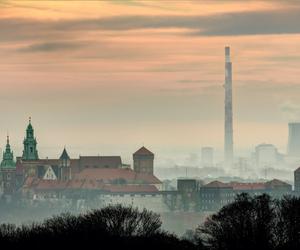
[274,196,300,250]
[0,204,196,249]
[84,204,162,237]
[196,193,275,250]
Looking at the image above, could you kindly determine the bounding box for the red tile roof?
[229,182,266,190]
[36,180,67,190]
[74,168,161,184]
[65,179,85,189]
[203,181,231,188]
[203,179,291,191]
[103,184,158,193]
[79,156,122,168]
[133,147,154,156]
[23,178,159,193]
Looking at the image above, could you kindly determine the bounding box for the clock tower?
[22,117,39,160]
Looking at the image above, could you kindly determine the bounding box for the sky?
[1,0,300,166]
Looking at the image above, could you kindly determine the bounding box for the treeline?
[0,204,194,249]
[0,195,299,250]
[196,194,300,250]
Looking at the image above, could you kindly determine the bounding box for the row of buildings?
[0,119,300,212]
[0,119,161,199]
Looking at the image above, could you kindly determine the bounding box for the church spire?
[1,135,15,169]
[22,118,39,160]
[5,135,10,152]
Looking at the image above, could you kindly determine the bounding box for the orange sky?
[1,0,300,166]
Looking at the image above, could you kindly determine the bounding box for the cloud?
[192,8,300,36]
[18,41,85,52]
[1,7,300,46]
[53,8,300,36]
[280,101,300,121]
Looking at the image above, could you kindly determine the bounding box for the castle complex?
[0,119,161,199]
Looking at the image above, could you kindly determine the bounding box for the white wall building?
[254,144,278,168]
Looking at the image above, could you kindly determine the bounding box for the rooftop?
[133,146,154,156]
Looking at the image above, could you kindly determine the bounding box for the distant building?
[133,146,154,175]
[199,181,234,211]
[0,136,16,196]
[199,179,292,211]
[177,179,200,193]
[254,143,279,167]
[23,167,162,199]
[287,123,300,157]
[201,147,214,167]
[7,119,161,199]
[294,167,300,193]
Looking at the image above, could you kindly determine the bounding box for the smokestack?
[224,46,233,167]
[287,122,300,157]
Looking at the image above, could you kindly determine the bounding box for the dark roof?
[265,179,292,188]
[133,146,154,156]
[74,168,161,184]
[79,156,122,168]
[295,167,300,173]
[16,158,61,167]
[103,184,158,193]
[60,148,70,160]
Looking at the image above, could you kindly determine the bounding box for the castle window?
[30,147,33,153]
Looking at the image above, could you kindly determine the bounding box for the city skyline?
[1,1,300,165]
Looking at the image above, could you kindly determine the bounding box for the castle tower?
[133,146,154,175]
[0,136,16,195]
[59,147,71,181]
[224,46,234,168]
[22,117,39,160]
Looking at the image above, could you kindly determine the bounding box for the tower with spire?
[59,147,71,180]
[22,117,39,160]
[1,136,16,195]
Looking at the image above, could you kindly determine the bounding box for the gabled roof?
[203,181,230,188]
[295,167,300,173]
[43,166,58,180]
[133,146,154,156]
[60,148,70,160]
[265,179,291,188]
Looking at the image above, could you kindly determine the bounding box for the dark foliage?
[0,204,197,250]
[196,194,300,250]
[1,196,299,250]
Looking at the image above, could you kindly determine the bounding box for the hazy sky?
[1,0,300,166]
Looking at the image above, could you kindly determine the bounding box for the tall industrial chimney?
[224,46,233,167]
